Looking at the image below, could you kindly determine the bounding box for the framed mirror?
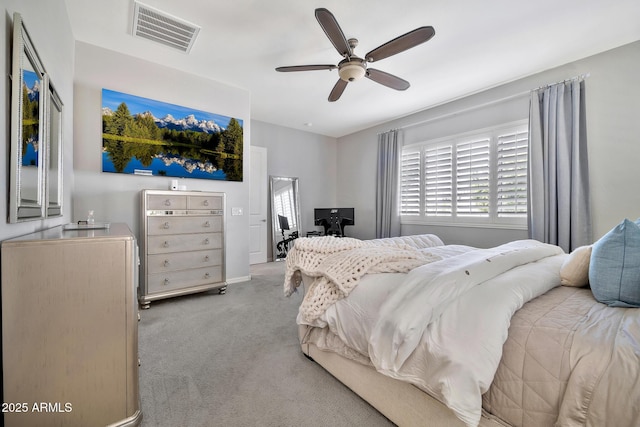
[46,82,63,217]
[9,13,63,222]
[270,176,301,261]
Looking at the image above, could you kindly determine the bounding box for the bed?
[283,233,640,427]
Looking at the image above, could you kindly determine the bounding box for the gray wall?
[72,42,252,281]
[0,0,75,241]
[337,41,640,246]
[250,120,338,257]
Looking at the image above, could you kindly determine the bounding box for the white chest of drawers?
[139,189,226,308]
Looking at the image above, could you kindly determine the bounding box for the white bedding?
[297,240,565,427]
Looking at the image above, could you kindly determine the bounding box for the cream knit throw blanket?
[284,236,441,322]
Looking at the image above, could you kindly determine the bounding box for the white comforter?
[301,240,565,427]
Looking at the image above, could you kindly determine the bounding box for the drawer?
[147,249,222,274]
[147,266,223,294]
[147,194,187,210]
[147,233,222,254]
[147,215,222,235]
[188,195,222,210]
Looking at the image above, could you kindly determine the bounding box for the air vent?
[132,1,200,53]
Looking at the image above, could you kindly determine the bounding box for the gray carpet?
[138,262,394,427]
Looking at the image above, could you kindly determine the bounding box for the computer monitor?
[277,214,290,231]
[314,208,354,237]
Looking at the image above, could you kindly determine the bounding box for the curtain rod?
[399,72,590,131]
[533,73,590,91]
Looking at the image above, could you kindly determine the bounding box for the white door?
[249,146,268,264]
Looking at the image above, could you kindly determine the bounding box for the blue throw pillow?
[589,218,640,307]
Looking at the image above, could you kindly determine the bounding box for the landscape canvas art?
[101,89,243,181]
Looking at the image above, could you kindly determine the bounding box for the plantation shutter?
[274,187,296,228]
[497,130,528,217]
[456,139,490,217]
[424,145,453,216]
[400,150,421,215]
[399,121,528,224]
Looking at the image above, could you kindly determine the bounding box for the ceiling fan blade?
[328,79,348,102]
[365,26,435,62]
[315,8,352,57]
[276,65,337,72]
[366,68,410,91]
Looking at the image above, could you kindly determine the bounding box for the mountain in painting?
[147,111,223,134]
[25,79,40,102]
[102,108,223,134]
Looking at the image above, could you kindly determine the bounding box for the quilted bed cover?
[484,285,640,427]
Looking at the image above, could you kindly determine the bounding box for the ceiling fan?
[276,8,435,102]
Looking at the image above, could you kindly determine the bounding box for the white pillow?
[560,245,592,287]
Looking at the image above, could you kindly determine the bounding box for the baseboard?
[226,275,251,284]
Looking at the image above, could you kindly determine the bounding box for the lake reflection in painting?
[101,152,227,179]
[101,89,243,181]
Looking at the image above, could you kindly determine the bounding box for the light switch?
[231,207,244,216]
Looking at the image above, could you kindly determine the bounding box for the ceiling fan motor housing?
[338,58,366,82]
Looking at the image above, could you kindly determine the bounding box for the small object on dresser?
[63,222,111,230]
[87,210,95,224]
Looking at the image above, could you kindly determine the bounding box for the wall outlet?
[231,207,243,216]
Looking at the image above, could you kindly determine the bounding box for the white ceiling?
[64,0,640,138]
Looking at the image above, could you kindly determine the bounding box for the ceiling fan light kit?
[276,8,435,101]
[338,58,366,82]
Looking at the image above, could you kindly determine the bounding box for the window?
[400,121,528,228]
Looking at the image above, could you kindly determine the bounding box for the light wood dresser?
[1,223,141,427]
[139,189,226,309]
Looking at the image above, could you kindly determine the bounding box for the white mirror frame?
[9,13,63,223]
[270,176,301,261]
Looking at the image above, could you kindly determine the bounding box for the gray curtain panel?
[528,80,592,252]
[376,130,401,238]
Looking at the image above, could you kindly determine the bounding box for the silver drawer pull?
[163,222,170,229]
[163,278,170,286]
[204,221,211,228]
[164,199,171,206]
[203,200,209,206]
[204,238,210,245]
[163,241,169,248]
[204,272,210,279]
[204,255,210,262]
[163,260,170,267]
